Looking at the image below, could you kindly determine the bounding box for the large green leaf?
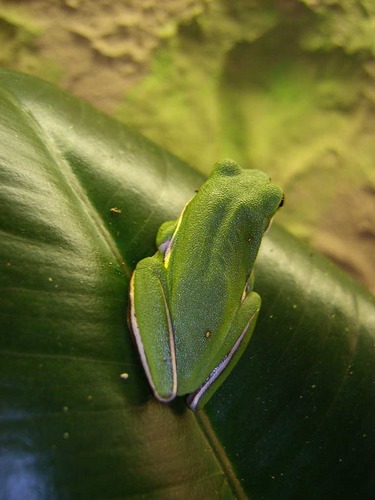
[0,69,374,499]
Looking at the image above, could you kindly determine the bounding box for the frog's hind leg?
[129,257,177,402]
[187,292,261,410]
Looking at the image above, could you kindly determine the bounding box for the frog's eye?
[278,195,285,208]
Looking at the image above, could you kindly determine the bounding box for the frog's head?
[210,158,284,233]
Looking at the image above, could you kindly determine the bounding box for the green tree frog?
[129,159,284,410]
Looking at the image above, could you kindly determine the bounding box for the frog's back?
[164,160,283,392]
[167,160,278,294]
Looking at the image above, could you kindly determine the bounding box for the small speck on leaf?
[110,207,122,215]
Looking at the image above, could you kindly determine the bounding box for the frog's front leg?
[129,256,177,402]
[186,291,261,410]
[156,219,178,253]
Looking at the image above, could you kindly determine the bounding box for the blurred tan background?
[1,0,374,293]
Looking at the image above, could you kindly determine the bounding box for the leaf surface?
[0,69,374,499]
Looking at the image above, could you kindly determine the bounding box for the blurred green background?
[1,0,374,293]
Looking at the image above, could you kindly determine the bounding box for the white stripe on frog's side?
[186,310,259,411]
[164,201,190,268]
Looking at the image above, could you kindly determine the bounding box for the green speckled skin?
[129,159,283,409]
